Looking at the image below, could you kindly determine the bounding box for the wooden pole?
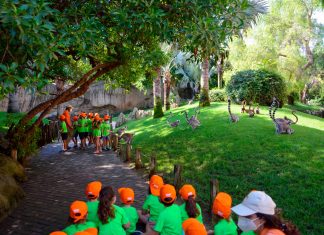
[173,165,182,191]
[125,143,131,162]
[112,134,118,151]
[149,155,157,178]
[120,142,126,159]
[210,179,219,215]
[135,148,143,169]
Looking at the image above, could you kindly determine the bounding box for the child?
[118,187,140,235]
[145,184,182,235]
[101,115,111,151]
[87,113,94,145]
[78,112,88,150]
[139,175,165,225]
[59,114,68,152]
[182,218,207,235]
[179,184,203,223]
[97,186,130,235]
[207,192,237,235]
[72,115,79,148]
[62,201,98,235]
[92,115,102,154]
[85,181,102,226]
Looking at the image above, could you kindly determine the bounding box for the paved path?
[0,143,148,235]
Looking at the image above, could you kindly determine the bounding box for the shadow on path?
[0,143,147,235]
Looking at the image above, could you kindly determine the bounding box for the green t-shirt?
[179,202,203,223]
[60,121,68,133]
[154,204,182,235]
[121,205,139,234]
[78,118,88,133]
[142,194,166,222]
[87,118,92,132]
[98,205,129,235]
[63,221,97,235]
[241,231,256,235]
[214,218,238,235]
[86,200,100,226]
[101,122,110,136]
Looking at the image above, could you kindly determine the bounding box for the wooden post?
[112,134,118,151]
[210,179,219,215]
[173,165,182,190]
[149,155,157,178]
[135,148,143,169]
[120,143,126,159]
[11,149,17,161]
[125,143,131,162]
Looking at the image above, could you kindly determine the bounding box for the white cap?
[232,191,276,216]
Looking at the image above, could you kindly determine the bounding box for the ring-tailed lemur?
[228,98,239,123]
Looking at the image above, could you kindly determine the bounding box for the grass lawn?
[286,101,323,112]
[121,102,323,234]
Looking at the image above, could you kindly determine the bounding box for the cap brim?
[231,203,256,216]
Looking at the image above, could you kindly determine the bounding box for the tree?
[226,0,323,103]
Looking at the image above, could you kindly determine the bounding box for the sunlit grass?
[122,102,323,234]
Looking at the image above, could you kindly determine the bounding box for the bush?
[226,69,287,106]
[209,89,226,102]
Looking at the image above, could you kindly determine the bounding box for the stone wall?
[0,82,153,116]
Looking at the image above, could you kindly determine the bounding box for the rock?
[128,107,139,120]
[116,113,127,127]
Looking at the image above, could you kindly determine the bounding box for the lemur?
[117,126,127,137]
[120,133,135,144]
[248,104,255,118]
[167,112,180,127]
[241,100,247,113]
[269,98,298,134]
[181,108,200,129]
[228,98,239,123]
[255,105,260,114]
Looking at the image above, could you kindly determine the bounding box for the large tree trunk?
[301,79,317,104]
[153,67,164,118]
[199,57,210,107]
[217,54,225,89]
[164,70,171,111]
[7,88,20,113]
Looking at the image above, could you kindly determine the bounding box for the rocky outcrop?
[0,82,153,116]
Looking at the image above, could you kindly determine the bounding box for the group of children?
[50,175,300,235]
[59,112,111,154]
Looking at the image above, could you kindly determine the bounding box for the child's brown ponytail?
[185,195,200,218]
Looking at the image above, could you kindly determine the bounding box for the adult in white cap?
[232,191,300,235]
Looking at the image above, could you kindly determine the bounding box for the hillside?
[122,102,324,234]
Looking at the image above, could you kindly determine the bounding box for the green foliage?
[153,98,164,118]
[226,69,287,105]
[125,102,323,235]
[209,89,226,102]
[16,126,40,163]
[199,88,210,107]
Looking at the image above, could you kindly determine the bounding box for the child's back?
[121,205,138,235]
[154,203,182,235]
[143,194,165,222]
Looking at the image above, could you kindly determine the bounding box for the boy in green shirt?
[85,181,102,226]
[101,115,111,151]
[78,112,88,149]
[62,201,98,235]
[145,184,182,235]
[59,114,68,152]
[118,187,139,235]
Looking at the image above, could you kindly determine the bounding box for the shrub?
[226,69,287,106]
[209,89,226,102]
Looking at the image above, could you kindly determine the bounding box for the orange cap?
[85,181,102,199]
[88,113,94,118]
[80,112,87,118]
[59,115,66,121]
[83,228,98,235]
[73,116,78,121]
[94,115,100,121]
[149,175,164,196]
[160,184,176,204]
[49,232,67,235]
[179,184,196,200]
[69,201,88,222]
[74,232,91,235]
[212,192,232,219]
[118,187,135,205]
[104,115,110,120]
[182,218,207,235]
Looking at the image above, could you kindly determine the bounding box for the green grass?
[286,101,323,112]
[121,102,323,234]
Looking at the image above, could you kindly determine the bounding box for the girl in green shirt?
[59,114,68,152]
[97,186,130,235]
[92,116,102,154]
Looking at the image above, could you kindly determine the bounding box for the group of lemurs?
[228,97,298,134]
[166,108,201,129]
